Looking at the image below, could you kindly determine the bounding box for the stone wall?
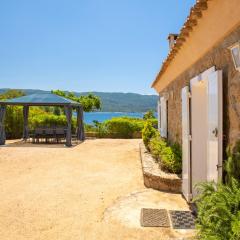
[160,25,240,148]
[139,143,182,193]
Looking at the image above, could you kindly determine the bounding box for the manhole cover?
[169,210,195,229]
[140,208,170,227]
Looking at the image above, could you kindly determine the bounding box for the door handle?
[216,164,222,170]
[212,128,218,137]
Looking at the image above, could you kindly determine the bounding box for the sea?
[83,112,153,125]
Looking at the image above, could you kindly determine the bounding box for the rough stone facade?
[160,25,240,149]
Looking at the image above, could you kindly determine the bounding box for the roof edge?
[0,93,81,106]
[152,0,210,89]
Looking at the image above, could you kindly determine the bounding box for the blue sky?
[0,0,195,94]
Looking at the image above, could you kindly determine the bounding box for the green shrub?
[97,124,109,138]
[194,179,240,240]
[85,117,156,139]
[52,90,101,112]
[149,135,167,161]
[85,117,157,139]
[160,146,182,174]
[5,106,24,139]
[148,135,182,174]
[149,118,158,129]
[30,114,66,128]
[4,108,157,140]
[91,121,109,138]
[225,141,240,184]
[142,120,157,149]
[171,142,182,162]
[30,114,77,131]
[4,106,77,139]
[84,123,96,132]
[104,117,145,138]
[105,118,134,138]
[143,110,155,120]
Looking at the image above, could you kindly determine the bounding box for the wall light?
[229,41,240,72]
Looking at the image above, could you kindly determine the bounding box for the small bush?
[171,142,182,163]
[96,123,109,138]
[149,118,158,129]
[84,123,96,132]
[104,117,140,138]
[148,135,182,174]
[149,135,167,161]
[142,120,157,149]
[143,110,155,120]
[225,140,240,184]
[194,179,240,240]
[103,117,153,138]
[160,146,182,174]
[5,106,23,139]
[84,117,149,139]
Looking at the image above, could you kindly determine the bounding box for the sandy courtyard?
[0,139,194,240]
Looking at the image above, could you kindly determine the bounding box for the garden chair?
[34,128,44,143]
[55,127,66,143]
[45,127,55,143]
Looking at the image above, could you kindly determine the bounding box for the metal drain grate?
[169,210,195,229]
[140,208,170,227]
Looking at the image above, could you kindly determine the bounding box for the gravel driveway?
[0,139,194,240]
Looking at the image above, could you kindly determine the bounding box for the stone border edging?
[139,142,182,193]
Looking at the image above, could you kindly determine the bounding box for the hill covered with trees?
[0,89,158,112]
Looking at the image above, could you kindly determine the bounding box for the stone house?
[152,0,240,202]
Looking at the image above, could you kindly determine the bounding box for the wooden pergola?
[0,93,85,147]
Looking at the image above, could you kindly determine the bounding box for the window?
[229,42,240,71]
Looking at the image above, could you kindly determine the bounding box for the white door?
[191,77,208,197]
[182,68,223,201]
[207,70,223,182]
[160,97,167,138]
[181,86,191,201]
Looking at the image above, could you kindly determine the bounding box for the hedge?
[104,117,141,138]
[5,106,24,139]
[4,107,157,140]
[4,106,77,139]
[94,117,157,139]
[142,120,182,174]
[142,120,158,149]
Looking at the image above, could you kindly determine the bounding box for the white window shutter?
[207,70,223,183]
[160,97,167,138]
[157,100,161,132]
[181,86,191,202]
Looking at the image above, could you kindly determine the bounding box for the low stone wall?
[139,142,182,193]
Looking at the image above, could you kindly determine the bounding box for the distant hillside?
[0,88,158,112]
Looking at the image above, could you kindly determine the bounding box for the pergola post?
[23,105,29,141]
[65,105,72,147]
[76,106,85,141]
[0,105,6,145]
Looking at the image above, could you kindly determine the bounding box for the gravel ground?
[0,139,195,240]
